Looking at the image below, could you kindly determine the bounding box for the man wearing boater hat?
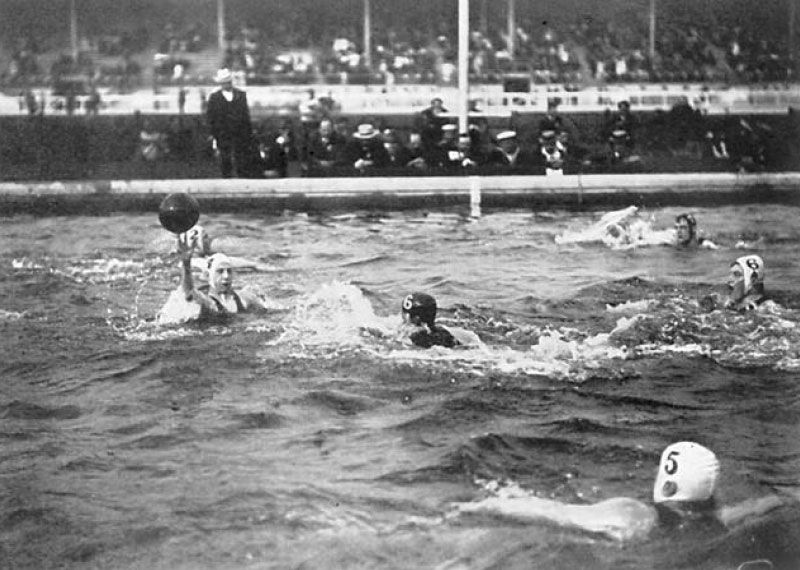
[206,68,258,178]
[345,123,390,172]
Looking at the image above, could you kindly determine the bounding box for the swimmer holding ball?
[157,193,268,323]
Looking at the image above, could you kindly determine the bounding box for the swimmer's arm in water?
[456,495,657,541]
[717,495,784,528]
[698,237,719,250]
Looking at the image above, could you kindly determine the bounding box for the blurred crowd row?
[134,96,783,178]
[3,5,793,89]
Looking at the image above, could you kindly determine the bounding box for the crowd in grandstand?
[1,2,793,89]
[219,13,791,86]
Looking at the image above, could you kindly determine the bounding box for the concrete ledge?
[2,172,799,216]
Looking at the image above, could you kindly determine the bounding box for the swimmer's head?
[207,253,234,293]
[674,214,697,246]
[729,255,765,302]
[181,225,213,256]
[402,293,437,327]
[653,441,719,506]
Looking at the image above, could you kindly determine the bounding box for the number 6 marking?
[665,450,680,475]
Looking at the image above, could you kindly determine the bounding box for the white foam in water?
[555,206,675,249]
[272,281,397,349]
[606,296,800,369]
[0,309,25,321]
[13,256,165,284]
[383,328,627,380]
[156,288,203,326]
[268,282,631,379]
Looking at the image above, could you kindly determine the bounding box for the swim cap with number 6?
[653,441,719,504]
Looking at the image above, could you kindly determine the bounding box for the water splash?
[0,309,25,321]
[382,328,627,381]
[271,281,397,350]
[12,255,167,284]
[608,296,800,369]
[555,206,674,249]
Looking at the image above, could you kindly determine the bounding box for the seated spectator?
[303,118,348,173]
[382,129,414,170]
[345,123,391,173]
[260,131,290,178]
[606,100,637,145]
[406,131,431,169]
[704,130,730,161]
[486,130,539,172]
[439,132,483,171]
[138,119,168,161]
[605,101,638,164]
[418,97,449,153]
[537,131,567,175]
[538,100,565,139]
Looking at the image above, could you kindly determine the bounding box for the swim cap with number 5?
[653,441,719,504]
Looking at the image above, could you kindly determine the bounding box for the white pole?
[458,0,470,135]
[507,0,515,60]
[790,0,797,79]
[364,0,372,70]
[649,0,656,63]
[217,0,226,52]
[70,0,79,62]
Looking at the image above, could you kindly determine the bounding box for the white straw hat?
[496,130,517,141]
[214,68,233,84]
[653,441,719,504]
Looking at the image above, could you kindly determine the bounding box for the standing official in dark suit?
[206,68,258,178]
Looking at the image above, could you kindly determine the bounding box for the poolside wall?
[1,111,799,182]
[2,172,800,216]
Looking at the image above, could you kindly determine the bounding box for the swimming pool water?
[2,204,800,570]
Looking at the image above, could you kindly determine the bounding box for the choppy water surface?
[2,204,800,570]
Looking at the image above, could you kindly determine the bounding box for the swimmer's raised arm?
[177,235,215,311]
[177,234,195,300]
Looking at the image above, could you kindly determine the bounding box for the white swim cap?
[733,255,765,295]
[206,252,232,274]
[653,441,719,504]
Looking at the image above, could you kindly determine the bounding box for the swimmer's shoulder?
[410,324,459,349]
[237,288,271,313]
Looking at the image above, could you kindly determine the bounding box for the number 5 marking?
[665,450,680,475]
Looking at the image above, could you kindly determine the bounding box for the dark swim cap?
[402,293,437,326]
[675,213,697,232]
[675,213,697,244]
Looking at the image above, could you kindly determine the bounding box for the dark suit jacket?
[206,87,253,146]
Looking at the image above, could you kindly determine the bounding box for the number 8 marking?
[665,450,680,475]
